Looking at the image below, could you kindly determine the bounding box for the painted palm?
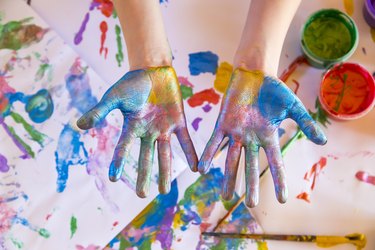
[198,69,327,207]
[77,66,198,197]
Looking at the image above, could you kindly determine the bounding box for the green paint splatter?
[39,228,50,238]
[304,16,352,59]
[7,125,35,158]
[180,85,193,99]
[70,216,77,239]
[309,98,331,128]
[115,25,124,67]
[35,63,53,82]
[11,238,24,249]
[10,112,47,146]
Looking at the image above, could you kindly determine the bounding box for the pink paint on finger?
[356,171,375,186]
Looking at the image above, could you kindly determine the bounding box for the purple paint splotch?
[202,104,212,112]
[192,117,203,131]
[0,153,10,173]
[74,13,90,45]
[188,51,219,76]
[55,124,88,193]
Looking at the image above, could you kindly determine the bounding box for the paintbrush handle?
[202,232,367,249]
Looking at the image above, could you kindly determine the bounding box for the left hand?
[198,68,327,207]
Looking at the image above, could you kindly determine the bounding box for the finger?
[157,138,171,194]
[175,127,198,172]
[77,98,115,130]
[222,141,242,200]
[245,144,260,208]
[198,130,224,174]
[136,138,155,198]
[264,143,288,203]
[108,126,135,182]
[289,100,327,145]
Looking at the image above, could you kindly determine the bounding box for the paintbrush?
[202,232,367,250]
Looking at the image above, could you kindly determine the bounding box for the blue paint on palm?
[188,51,219,76]
[55,124,88,192]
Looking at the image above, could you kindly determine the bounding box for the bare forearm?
[234,0,301,76]
[113,0,172,70]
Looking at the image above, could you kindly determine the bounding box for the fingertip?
[108,161,123,182]
[136,188,148,198]
[158,183,171,195]
[245,189,259,208]
[221,188,233,201]
[276,187,288,204]
[308,124,327,145]
[197,161,210,174]
[76,115,93,130]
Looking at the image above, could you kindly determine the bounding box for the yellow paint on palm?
[256,241,269,250]
[343,0,354,16]
[214,62,233,93]
[226,69,264,105]
[371,28,375,43]
[147,66,181,105]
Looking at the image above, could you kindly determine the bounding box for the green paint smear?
[11,238,24,249]
[180,85,193,99]
[10,112,47,146]
[70,216,77,239]
[115,25,124,67]
[39,228,50,238]
[304,17,352,59]
[309,98,331,128]
[7,124,35,158]
[35,63,53,82]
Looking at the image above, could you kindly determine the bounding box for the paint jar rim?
[363,0,375,28]
[301,8,359,69]
[319,62,375,120]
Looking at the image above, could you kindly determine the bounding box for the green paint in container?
[301,9,358,68]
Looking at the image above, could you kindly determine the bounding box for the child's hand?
[77,66,198,197]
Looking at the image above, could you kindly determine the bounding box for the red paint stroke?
[279,55,308,82]
[296,192,310,203]
[356,171,375,186]
[304,157,327,190]
[113,221,119,227]
[178,76,194,87]
[45,213,52,220]
[93,0,114,17]
[99,21,108,59]
[187,88,220,107]
[292,79,300,94]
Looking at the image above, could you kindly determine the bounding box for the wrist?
[128,46,172,70]
[233,45,279,76]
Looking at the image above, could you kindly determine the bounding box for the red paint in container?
[319,63,375,120]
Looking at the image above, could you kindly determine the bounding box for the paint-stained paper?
[0,1,191,249]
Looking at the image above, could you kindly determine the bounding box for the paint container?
[301,9,358,69]
[319,63,375,120]
[363,0,375,28]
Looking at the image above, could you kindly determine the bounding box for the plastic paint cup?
[301,9,359,69]
[363,0,375,28]
[319,63,375,120]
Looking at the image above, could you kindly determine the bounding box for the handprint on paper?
[198,69,327,207]
[77,66,198,197]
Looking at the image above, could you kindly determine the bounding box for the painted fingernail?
[197,161,209,174]
[277,187,288,204]
[77,116,93,130]
[108,161,122,182]
[136,188,148,198]
[246,189,259,208]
